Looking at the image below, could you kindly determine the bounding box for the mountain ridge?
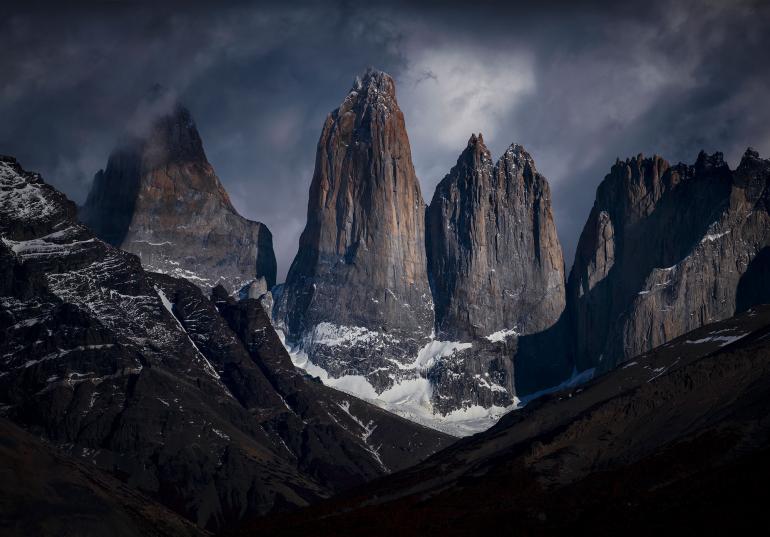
[236,303,770,536]
[567,146,770,374]
[0,155,451,532]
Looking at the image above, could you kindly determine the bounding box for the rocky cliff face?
[426,134,566,340]
[568,148,770,373]
[80,99,276,295]
[275,72,569,427]
[276,69,434,393]
[273,68,770,429]
[423,134,566,414]
[0,156,450,532]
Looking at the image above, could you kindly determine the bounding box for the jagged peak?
[741,147,761,163]
[352,67,394,94]
[598,149,735,206]
[115,86,206,168]
[498,142,536,174]
[609,153,669,177]
[735,147,767,177]
[464,133,491,158]
[503,142,529,158]
[342,68,398,114]
[622,153,665,165]
[694,149,726,171]
[467,132,485,147]
[451,133,492,172]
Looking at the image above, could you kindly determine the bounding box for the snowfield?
[278,328,516,436]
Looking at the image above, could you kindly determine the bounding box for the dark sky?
[2,0,769,281]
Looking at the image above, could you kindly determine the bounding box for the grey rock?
[239,277,273,315]
[426,134,566,341]
[567,148,770,373]
[79,97,276,295]
[423,134,566,411]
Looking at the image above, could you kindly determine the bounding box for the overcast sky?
[2,0,769,281]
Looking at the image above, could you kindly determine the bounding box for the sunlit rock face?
[276,68,434,393]
[568,148,770,373]
[275,72,569,428]
[80,94,276,295]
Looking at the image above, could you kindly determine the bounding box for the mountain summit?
[275,72,567,431]
[427,134,566,341]
[80,92,276,295]
[568,148,770,373]
[275,68,434,393]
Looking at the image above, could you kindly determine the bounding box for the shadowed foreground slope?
[0,417,206,537]
[0,155,451,533]
[237,305,770,536]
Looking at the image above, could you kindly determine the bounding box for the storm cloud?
[2,0,769,280]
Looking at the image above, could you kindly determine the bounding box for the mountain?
[567,148,770,373]
[0,417,205,537]
[240,303,770,536]
[79,91,276,295]
[274,71,570,432]
[426,134,566,341]
[423,135,567,414]
[0,156,451,532]
[274,69,434,398]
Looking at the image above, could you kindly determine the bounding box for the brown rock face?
[276,69,433,391]
[426,134,566,341]
[568,148,770,373]
[80,100,276,295]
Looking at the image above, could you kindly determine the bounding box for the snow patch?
[211,428,230,441]
[309,322,388,347]
[414,339,472,370]
[337,400,387,471]
[278,329,508,436]
[284,335,379,399]
[685,332,749,347]
[518,367,596,406]
[484,328,518,343]
[154,286,221,380]
[701,230,731,243]
[0,161,58,222]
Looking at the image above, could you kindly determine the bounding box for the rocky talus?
[567,148,770,373]
[276,69,434,394]
[80,99,276,295]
